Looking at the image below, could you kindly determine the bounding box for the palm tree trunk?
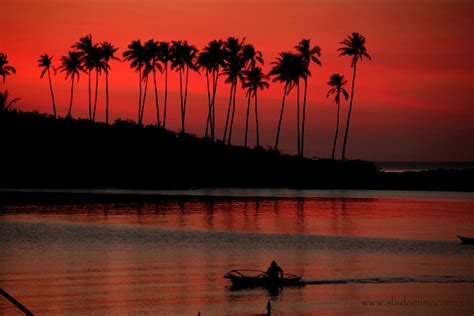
[331,100,340,160]
[105,71,109,125]
[275,84,288,151]
[244,93,251,147]
[162,63,169,128]
[67,74,75,117]
[341,62,357,161]
[92,68,99,121]
[255,91,259,147]
[88,70,91,120]
[47,69,56,118]
[183,66,190,133]
[205,69,211,138]
[223,81,234,142]
[296,79,301,156]
[179,67,184,133]
[211,68,219,141]
[138,69,142,124]
[301,77,308,157]
[228,81,237,145]
[153,68,160,126]
[140,74,149,124]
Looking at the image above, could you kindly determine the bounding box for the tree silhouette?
[295,39,321,157]
[157,41,172,128]
[269,52,304,151]
[139,42,154,124]
[198,39,226,141]
[242,66,269,147]
[72,35,96,120]
[0,91,19,111]
[170,40,199,134]
[38,54,57,118]
[222,37,245,144]
[144,39,162,126]
[326,74,349,160]
[123,40,146,124]
[338,32,371,160]
[58,51,85,117]
[99,42,120,125]
[226,43,263,144]
[0,53,16,83]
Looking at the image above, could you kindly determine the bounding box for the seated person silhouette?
[266,261,284,280]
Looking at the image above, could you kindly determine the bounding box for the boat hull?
[457,235,474,244]
[224,270,305,288]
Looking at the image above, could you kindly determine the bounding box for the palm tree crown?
[38,54,54,78]
[0,53,16,83]
[100,42,120,73]
[269,52,306,92]
[143,39,162,76]
[123,40,146,72]
[338,32,371,67]
[170,40,198,72]
[327,74,349,104]
[295,39,321,74]
[58,51,84,80]
[242,66,269,96]
[241,44,263,69]
[222,37,246,84]
[198,40,226,73]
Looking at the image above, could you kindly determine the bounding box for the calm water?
[375,161,474,173]
[1,189,473,315]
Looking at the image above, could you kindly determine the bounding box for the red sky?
[2,0,473,161]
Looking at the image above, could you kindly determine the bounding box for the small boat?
[457,235,474,244]
[224,269,305,288]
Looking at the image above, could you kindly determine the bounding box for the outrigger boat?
[224,269,305,288]
[457,235,474,244]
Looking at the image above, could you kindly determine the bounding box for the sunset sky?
[2,0,473,161]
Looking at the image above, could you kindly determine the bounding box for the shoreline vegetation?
[2,33,371,160]
[0,110,472,192]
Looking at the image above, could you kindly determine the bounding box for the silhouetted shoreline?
[0,110,472,192]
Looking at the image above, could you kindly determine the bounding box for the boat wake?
[304,275,474,285]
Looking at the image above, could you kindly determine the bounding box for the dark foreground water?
[1,189,473,315]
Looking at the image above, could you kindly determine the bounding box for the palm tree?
[58,51,85,117]
[72,34,95,120]
[144,39,162,126]
[338,32,371,160]
[170,40,198,134]
[0,91,19,111]
[91,45,104,121]
[38,54,57,118]
[123,40,146,124]
[295,39,321,157]
[99,42,120,125]
[242,66,269,147]
[226,43,263,144]
[0,53,16,83]
[269,52,304,151]
[222,37,246,144]
[157,41,171,128]
[327,74,349,160]
[139,42,154,124]
[198,39,226,140]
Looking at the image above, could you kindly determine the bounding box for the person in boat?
[266,261,284,280]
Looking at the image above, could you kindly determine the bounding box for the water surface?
[1,190,473,315]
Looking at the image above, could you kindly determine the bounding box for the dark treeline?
[1,33,371,159]
[0,110,472,192]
